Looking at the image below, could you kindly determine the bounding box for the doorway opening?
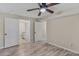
[19,20,30,44]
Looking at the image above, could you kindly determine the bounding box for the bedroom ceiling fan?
[26,3,60,16]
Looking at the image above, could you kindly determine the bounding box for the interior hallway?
[0,40,79,56]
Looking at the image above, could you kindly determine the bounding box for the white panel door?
[35,21,47,42]
[5,18,19,48]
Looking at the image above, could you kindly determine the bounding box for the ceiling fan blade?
[38,3,42,8]
[47,3,60,7]
[38,12,41,16]
[27,8,39,11]
[46,9,54,13]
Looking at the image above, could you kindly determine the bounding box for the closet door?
[35,21,47,42]
[5,17,19,48]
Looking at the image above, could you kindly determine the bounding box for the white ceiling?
[0,3,79,18]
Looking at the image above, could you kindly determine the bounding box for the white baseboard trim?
[45,41,79,54]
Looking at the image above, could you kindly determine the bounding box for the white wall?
[47,14,79,53]
[0,16,4,49]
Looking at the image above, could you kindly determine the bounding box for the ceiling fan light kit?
[40,8,46,13]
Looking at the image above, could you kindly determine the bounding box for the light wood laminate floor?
[0,41,79,56]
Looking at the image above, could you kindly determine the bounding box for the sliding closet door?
[5,17,19,48]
